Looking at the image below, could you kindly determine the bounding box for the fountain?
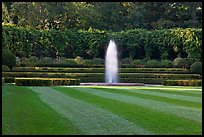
[80,39,145,86]
[105,39,118,83]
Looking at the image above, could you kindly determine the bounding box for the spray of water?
[105,40,118,83]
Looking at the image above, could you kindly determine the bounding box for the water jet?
[105,39,118,83]
[80,39,145,86]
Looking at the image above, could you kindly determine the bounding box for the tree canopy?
[2,2,202,31]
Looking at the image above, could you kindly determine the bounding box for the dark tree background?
[2,2,202,31]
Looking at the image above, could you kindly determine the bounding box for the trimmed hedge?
[173,57,187,68]
[11,67,191,74]
[15,78,80,86]
[145,60,161,68]
[190,62,202,75]
[78,77,164,84]
[2,25,202,60]
[3,71,201,85]
[120,78,164,84]
[4,77,15,83]
[2,49,16,70]
[163,80,202,86]
[3,72,202,79]
[37,64,104,68]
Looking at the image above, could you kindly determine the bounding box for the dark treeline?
[2,2,202,31]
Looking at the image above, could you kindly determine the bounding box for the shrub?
[163,80,202,86]
[20,56,39,67]
[65,59,78,65]
[93,58,104,65]
[161,60,173,68]
[120,78,164,84]
[74,56,84,64]
[38,57,54,65]
[55,57,67,64]
[3,72,201,82]
[131,60,144,65]
[2,65,10,72]
[145,60,161,68]
[15,78,80,86]
[173,57,187,68]
[184,58,198,69]
[190,62,202,74]
[2,49,16,70]
[4,77,15,83]
[83,59,95,66]
[121,58,133,65]
[10,67,190,74]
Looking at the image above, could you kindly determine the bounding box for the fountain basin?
[80,83,145,86]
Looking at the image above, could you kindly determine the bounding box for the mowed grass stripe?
[91,87,201,109]
[71,87,201,123]
[124,88,201,103]
[2,84,82,135]
[139,88,202,98]
[30,87,152,135]
[92,86,202,97]
[55,87,201,135]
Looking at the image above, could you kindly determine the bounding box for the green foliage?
[2,65,10,72]
[4,77,15,83]
[183,58,198,69]
[121,58,133,65]
[64,59,78,66]
[93,58,104,65]
[190,62,202,75]
[83,59,95,67]
[131,60,145,68]
[11,67,190,74]
[145,60,161,68]
[2,25,202,60]
[173,57,187,68]
[2,49,16,70]
[3,72,201,83]
[15,78,80,86]
[2,2,202,31]
[171,28,202,59]
[120,78,164,84]
[20,56,39,67]
[131,60,144,65]
[161,60,173,68]
[74,56,84,65]
[163,80,202,86]
[38,57,54,65]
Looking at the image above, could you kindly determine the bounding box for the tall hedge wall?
[2,25,202,60]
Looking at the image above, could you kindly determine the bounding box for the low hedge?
[15,78,80,86]
[80,77,200,85]
[37,63,104,68]
[72,77,164,84]
[3,72,202,79]
[4,77,15,83]
[12,67,190,74]
[120,78,164,84]
[163,80,202,86]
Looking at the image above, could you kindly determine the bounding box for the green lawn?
[2,83,202,135]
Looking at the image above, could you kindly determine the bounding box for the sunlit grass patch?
[2,84,202,135]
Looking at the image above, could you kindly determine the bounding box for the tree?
[2,2,202,30]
